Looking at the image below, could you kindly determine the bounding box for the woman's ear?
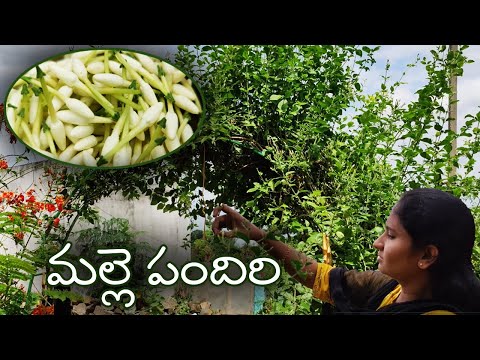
[418,245,439,270]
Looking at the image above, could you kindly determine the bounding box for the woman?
[212,188,480,314]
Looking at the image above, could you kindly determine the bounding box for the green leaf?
[32,86,43,96]
[44,289,83,302]
[277,99,287,113]
[97,156,108,166]
[36,65,45,79]
[155,136,166,145]
[157,65,165,77]
[94,108,108,117]
[21,84,29,95]
[158,117,167,128]
[269,94,283,101]
[372,226,384,235]
[129,80,138,90]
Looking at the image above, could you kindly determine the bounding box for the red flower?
[26,196,36,203]
[53,218,60,228]
[1,191,14,201]
[14,232,24,241]
[45,203,56,212]
[0,160,7,170]
[32,304,55,315]
[55,196,64,211]
[34,202,45,211]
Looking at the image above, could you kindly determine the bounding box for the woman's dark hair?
[394,188,480,312]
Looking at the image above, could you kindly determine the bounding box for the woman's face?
[373,209,424,282]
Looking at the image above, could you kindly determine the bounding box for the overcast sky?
[360,45,480,179]
[361,45,480,125]
[1,45,479,177]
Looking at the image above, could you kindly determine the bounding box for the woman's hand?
[213,204,318,289]
[212,204,266,241]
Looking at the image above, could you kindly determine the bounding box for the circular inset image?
[3,48,205,168]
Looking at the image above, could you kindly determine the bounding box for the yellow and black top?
[312,263,457,315]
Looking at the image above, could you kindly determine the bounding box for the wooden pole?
[449,45,458,177]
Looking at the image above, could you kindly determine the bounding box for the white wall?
[0,160,191,297]
[92,192,191,266]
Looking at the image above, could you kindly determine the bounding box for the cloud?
[366,45,480,121]
[393,85,418,106]
[374,45,436,63]
[373,45,480,178]
[458,77,480,119]
[464,46,480,77]
[361,47,432,97]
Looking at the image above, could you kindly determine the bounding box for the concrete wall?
[0,162,257,314]
[0,160,191,299]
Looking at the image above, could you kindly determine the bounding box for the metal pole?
[449,45,458,177]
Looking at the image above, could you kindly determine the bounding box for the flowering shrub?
[0,122,72,314]
[0,254,39,315]
[0,173,68,314]
[31,304,54,315]
[1,171,67,246]
[0,188,65,245]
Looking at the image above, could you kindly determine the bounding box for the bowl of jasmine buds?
[4,48,205,169]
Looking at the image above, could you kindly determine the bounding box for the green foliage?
[191,228,264,264]
[43,289,84,302]
[471,207,480,276]
[0,254,36,283]
[31,45,480,314]
[74,217,142,257]
[71,217,155,299]
[142,286,194,315]
[175,46,375,218]
[0,254,38,315]
[173,45,480,313]
[261,272,321,315]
